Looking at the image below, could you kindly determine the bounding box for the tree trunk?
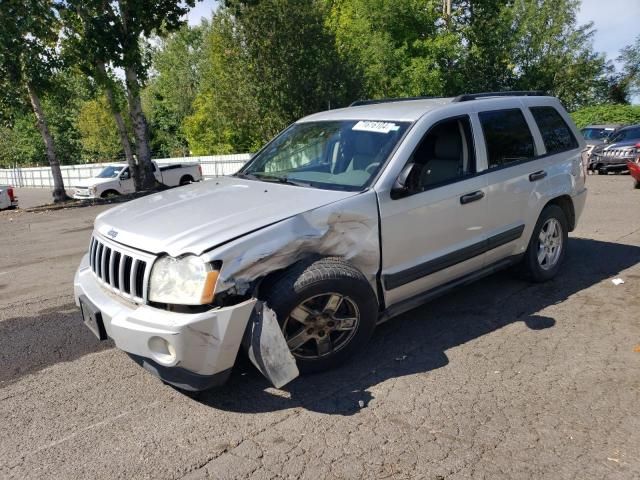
[124,66,156,190]
[95,61,141,191]
[26,83,69,203]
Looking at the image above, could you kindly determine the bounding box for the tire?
[634,179,640,190]
[597,168,607,175]
[101,190,120,198]
[260,257,378,373]
[519,205,569,282]
[179,175,194,186]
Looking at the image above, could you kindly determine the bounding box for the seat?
[419,131,462,187]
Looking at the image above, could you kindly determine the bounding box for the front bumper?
[74,254,256,389]
[73,189,97,199]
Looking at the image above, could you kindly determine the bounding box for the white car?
[0,185,18,210]
[75,91,587,391]
[73,161,203,199]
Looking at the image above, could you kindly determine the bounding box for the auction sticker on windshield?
[352,121,400,134]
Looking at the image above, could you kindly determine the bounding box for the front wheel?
[519,205,568,282]
[261,258,378,373]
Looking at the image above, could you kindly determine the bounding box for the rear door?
[476,105,545,266]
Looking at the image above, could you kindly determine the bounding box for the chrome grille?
[89,235,154,302]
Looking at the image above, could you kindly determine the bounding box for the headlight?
[89,186,97,195]
[149,255,219,305]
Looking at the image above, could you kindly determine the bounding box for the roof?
[582,124,622,129]
[299,97,455,123]
[298,91,555,123]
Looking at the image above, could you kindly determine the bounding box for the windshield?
[608,128,640,144]
[97,166,124,178]
[581,128,612,140]
[239,120,410,190]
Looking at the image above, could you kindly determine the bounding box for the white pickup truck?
[73,161,203,199]
[0,185,18,210]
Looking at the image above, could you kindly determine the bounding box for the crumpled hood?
[94,176,358,257]
[75,177,118,188]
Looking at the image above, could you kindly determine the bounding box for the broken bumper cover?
[74,254,256,390]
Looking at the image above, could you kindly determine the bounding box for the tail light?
[7,186,15,202]
[198,164,202,177]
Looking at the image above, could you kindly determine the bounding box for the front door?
[378,115,489,306]
[119,167,135,194]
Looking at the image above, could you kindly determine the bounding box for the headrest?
[433,132,462,160]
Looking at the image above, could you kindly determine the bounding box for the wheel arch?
[100,189,120,198]
[544,195,576,231]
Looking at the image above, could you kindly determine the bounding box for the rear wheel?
[519,205,568,282]
[261,258,378,373]
[634,179,640,190]
[179,175,194,186]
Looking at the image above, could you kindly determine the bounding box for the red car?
[629,159,640,189]
[628,142,640,189]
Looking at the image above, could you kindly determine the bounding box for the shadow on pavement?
[1,238,638,401]
[0,302,113,385]
[197,237,640,415]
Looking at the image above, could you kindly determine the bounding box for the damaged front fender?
[201,191,381,299]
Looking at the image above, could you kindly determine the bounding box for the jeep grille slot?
[88,235,152,302]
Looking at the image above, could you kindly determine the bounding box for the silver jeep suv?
[74,91,587,391]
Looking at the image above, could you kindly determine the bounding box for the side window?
[408,116,476,191]
[530,106,578,154]
[479,109,535,168]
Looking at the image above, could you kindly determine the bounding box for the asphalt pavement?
[1,175,639,479]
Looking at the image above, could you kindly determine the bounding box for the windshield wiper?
[247,173,313,188]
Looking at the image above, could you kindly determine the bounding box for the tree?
[143,24,206,157]
[0,0,69,201]
[327,0,458,98]
[77,95,124,162]
[60,0,195,190]
[185,0,357,154]
[618,34,640,99]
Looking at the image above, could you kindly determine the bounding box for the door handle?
[529,170,547,181]
[460,190,485,205]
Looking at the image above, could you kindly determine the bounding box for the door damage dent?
[244,301,299,388]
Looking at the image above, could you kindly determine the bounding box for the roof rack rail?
[452,91,546,102]
[349,96,444,107]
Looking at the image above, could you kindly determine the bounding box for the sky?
[186,0,640,73]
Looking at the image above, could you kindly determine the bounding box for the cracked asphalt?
[1,175,639,479]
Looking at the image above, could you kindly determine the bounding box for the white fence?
[0,154,252,188]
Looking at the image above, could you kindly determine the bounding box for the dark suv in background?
[589,124,640,174]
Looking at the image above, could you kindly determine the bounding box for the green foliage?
[618,34,640,98]
[0,0,634,165]
[570,104,640,129]
[77,95,123,162]
[327,0,462,98]
[185,0,357,154]
[143,25,205,157]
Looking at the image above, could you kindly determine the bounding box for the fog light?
[148,336,177,365]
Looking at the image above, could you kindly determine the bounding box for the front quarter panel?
[200,191,381,299]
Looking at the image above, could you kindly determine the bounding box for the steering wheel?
[365,162,381,175]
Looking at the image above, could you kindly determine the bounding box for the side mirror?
[120,172,130,180]
[390,163,415,199]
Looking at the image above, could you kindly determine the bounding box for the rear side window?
[530,106,578,154]
[479,109,535,168]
